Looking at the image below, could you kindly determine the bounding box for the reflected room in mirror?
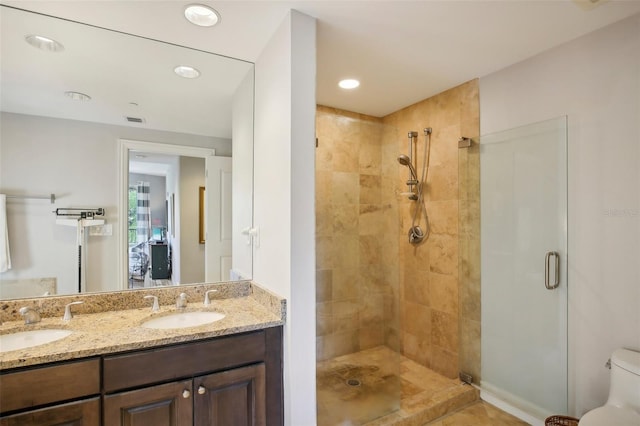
[0,5,255,299]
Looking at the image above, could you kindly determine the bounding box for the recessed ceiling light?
[339,79,360,90]
[174,65,201,79]
[184,4,220,27]
[25,35,64,52]
[64,91,91,101]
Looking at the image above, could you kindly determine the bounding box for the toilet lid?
[579,406,640,425]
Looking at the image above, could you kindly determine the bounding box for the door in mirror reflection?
[127,148,232,288]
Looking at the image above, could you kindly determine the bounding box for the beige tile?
[425,164,458,202]
[316,269,332,303]
[431,310,458,353]
[428,200,459,237]
[430,346,458,379]
[403,268,430,306]
[316,236,333,269]
[324,329,360,358]
[360,235,382,265]
[360,204,384,236]
[459,318,481,382]
[429,272,458,316]
[429,234,458,276]
[459,199,479,240]
[360,264,385,294]
[428,124,460,169]
[332,171,360,204]
[333,268,360,301]
[359,325,385,350]
[316,202,332,237]
[360,143,382,175]
[333,203,359,235]
[316,312,332,336]
[403,302,431,340]
[316,169,333,204]
[361,174,382,204]
[360,293,384,326]
[414,242,431,272]
[315,139,334,172]
[334,311,359,333]
[333,235,359,269]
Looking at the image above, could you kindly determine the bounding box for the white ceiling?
[3,0,640,122]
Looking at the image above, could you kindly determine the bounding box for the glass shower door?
[480,117,568,419]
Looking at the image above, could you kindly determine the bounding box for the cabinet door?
[194,363,266,426]
[0,397,99,426]
[103,380,193,426]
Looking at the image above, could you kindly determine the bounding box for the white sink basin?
[141,311,225,330]
[0,329,72,353]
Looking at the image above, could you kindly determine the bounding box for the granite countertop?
[0,282,286,370]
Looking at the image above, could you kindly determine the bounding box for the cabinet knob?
[182,389,191,399]
[198,386,207,395]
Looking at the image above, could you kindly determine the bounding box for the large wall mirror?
[0,5,254,299]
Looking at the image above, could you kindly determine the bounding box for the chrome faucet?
[63,301,84,321]
[204,289,218,306]
[144,295,160,312]
[176,293,187,309]
[18,307,41,324]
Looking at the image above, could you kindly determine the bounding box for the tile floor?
[317,346,480,426]
[425,401,530,425]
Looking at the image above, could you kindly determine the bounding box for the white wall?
[480,14,640,417]
[179,156,205,284]
[254,10,317,426]
[0,112,229,294]
[232,69,255,279]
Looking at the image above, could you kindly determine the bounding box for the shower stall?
[315,79,569,425]
[315,79,481,426]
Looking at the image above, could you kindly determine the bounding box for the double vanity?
[0,282,285,425]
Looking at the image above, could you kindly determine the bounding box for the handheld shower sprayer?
[397,127,433,245]
[397,154,418,180]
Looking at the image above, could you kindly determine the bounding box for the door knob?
[198,386,207,395]
[182,389,191,399]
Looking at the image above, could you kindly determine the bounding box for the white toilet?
[579,348,640,425]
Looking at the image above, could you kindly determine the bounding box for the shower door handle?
[545,251,560,290]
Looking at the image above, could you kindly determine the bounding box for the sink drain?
[346,378,361,387]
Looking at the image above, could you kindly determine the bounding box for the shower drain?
[346,378,361,387]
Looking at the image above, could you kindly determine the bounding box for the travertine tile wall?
[315,79,480,380]
[382,79,479,379]
[315,106,395,361]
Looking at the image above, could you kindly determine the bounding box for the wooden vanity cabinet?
[102,327,281,426]
[103,380,193,425]
[0,358,101,426]
[0,326,283,426]
[0,398,100,426]
[194,363,266,426]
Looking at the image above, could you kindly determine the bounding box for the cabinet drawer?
[0,397,100,426]
[0,359,100,414]
[103,330,265,392]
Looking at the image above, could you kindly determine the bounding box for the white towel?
[0,194,11,272]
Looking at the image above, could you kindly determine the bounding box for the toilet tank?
[607,348,640,411]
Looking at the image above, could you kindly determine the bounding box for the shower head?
[397,154,418,179]
[397,154,411,166]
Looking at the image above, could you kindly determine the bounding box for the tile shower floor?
[317,346,479,426]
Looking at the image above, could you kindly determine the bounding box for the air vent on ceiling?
[125,116,145,124]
